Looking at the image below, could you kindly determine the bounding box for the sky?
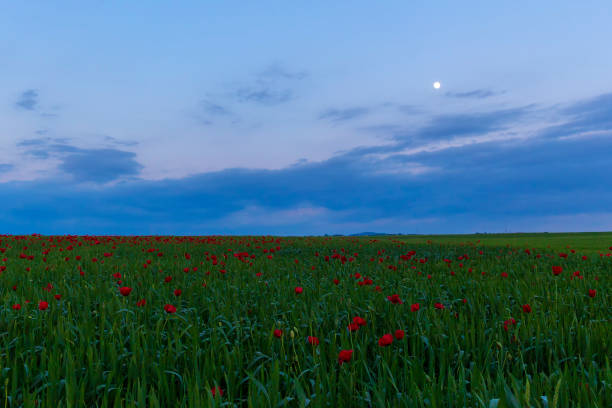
[1,1,612,235]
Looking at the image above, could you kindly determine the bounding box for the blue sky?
[1,1,611,235]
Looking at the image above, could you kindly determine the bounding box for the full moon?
[433,81,441,89]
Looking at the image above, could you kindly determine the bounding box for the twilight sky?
[1,1,612,235]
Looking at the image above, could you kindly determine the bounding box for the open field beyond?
[0,233,610,407]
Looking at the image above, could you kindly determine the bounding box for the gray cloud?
[59,148,143,183]
[445,89,504,99]
[201,100,232,116]
[234,87,293,106]
[539,92,612,139]
[231,63,306,106]
[318,107,370,122]
[15,89,38,110]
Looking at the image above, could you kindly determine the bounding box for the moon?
[433,81,441,89]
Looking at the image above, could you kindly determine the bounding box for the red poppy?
[347,323,360,332]
[338,349,353,365]
[38,301,48,310]
[378,333,393,347]
[588,289,596,298]
[174,289,182,297]
[119,287,132,296]
[333,278,339,285]
[164,304,176,313]
[552,266,563,276]
[500,272,508,278]
[503,318,517,331]
[294,286,303,294]
[54,294,61,300]
[307,336,320,345]
[387,294,403,304]
[12,304,21,310]
[211,387,223,397]
[394,329,405,340]
[434,302,445,310]
[522,304,532,313]
[273,329,283,338]
[164,276,172,283]
[410,303,420,312]
[136,299,146,307]
[352,316,366,327]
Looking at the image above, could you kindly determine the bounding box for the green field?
[385,232,612,254]
[0,233,610,407]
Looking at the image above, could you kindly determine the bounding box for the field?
[0,233,610,407]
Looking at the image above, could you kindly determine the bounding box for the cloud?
[15,89,38,110]
[230,63,307,106]
[445,89,504,99]
[0,163,13,173]
[234,87,293,106]
[2,92,611,234]
[58,148,143,183]
[15,137,142,183]
[538,92,612,139]
[411,106,531,142]
[2,129,610,234]
[318,107,370,122]
[200,100,232,116]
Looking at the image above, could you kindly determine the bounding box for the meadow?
[0,233,610,407]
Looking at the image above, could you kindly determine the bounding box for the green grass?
[392,232,612,253]
[0,234,610,407]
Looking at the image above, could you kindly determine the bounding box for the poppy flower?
[54,294,61,300]
[119,287,132,296]
[378,333,393,347]
[136,299,146,307]
[12,304,21,310]
[503,318,517,331]
[500,272,508,278]
[174,289,182,297]
[522,304,532,313]
[552,266,563,276]
[38,301,48,310]
[273,329,283,338]
[410,303,420,312]
[294,286,303,294]
[307,336,319,345]
[164,304,176,314]
[434,302,445,310]
[347,323,360,332]
[387,294,403,304]
[211,387,223,397]
[394,329,405,340]
[352,316,366,327]
[588,289,596,298]
[333,278,339,285]
[338,349,353,365]
[164,276,172,283]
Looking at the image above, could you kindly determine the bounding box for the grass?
[393,232,612,253]
[0,233,610,407]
